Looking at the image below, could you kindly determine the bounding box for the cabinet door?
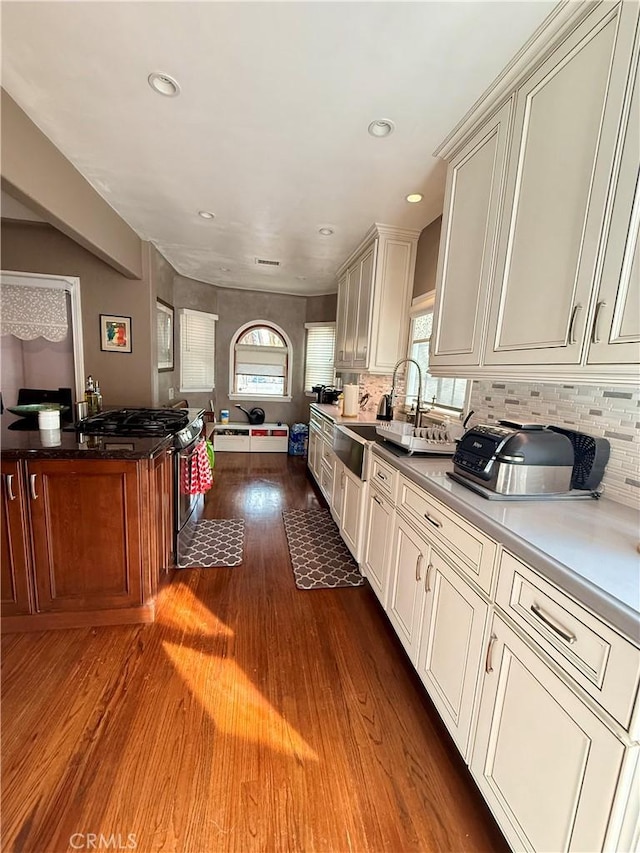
[27,460,144,613]
[343,264,361,366]
[431,100,512,368]
[471,614,625,852]
[361,487,393,607]
[335,272,349,368]
[1,461,33,616]
[330,459,345,526]
[154,450,174,585]
[308,428,320,480]
[353,244,375,368]
[386,516,429,665]
[485,2,637,366]
[416,547,488,759]
[587,58,640,367]
[340,469,363,562]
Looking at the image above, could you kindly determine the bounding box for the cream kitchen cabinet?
[415,544,489,760]
[471,613,627,853]
[386,515,430,664]
[335,224,419,374]
[430,0,640,384]
[361,482,394,608]
[340,466,365,562]
[307,424,321,481]
[430,99,513,368]
[330,458,345,526]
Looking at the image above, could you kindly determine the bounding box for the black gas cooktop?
[68,407,190,437]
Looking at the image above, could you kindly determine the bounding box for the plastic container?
[288,423,308,456]
[38,408,61,430]
[220,409,229,424]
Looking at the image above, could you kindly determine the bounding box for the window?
[405,300,468,413]
[179,308,217,392]
[229,321,292,400]
[304,322,336,391]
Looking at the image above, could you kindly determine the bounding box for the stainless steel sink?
[339,423,379,442]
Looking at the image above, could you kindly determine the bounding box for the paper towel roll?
[343,384,359,417]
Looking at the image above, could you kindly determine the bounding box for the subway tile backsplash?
[470,381,640,508]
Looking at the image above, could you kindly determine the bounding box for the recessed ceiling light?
[368,119,395,138]
[406,193,423,203]
[198,210,215,219]
[148,72,181,97]
[318,227,334,236]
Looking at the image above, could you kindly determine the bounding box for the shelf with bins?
[213,423,289,453]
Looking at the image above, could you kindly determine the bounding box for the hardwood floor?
[1,453,508,853]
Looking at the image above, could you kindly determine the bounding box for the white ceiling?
[1,1,556,296]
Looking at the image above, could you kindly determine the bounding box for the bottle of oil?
[85,375,99,416]
[94,379,103,413]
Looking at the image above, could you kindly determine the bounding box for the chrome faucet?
[391,358,423,428]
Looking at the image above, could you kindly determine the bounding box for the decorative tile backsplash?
[470,381,640,508]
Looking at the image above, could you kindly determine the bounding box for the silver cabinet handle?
[425,561,433,592]
[373,494,383,506]
[341,471,345,486]
[376,472,387,481]
[339,350,344,361]
[485,632,498,673]
[423,512,442,529]
[568,303,583,345]
[29,473,38,500]
[415,552,423,582]
[530,603,576,644]
[591,300,606,344]
[4,474,16,501]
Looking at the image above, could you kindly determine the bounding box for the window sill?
[229,393,292,403]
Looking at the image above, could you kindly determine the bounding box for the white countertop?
[310,402,379,425]
[372,444,640,644]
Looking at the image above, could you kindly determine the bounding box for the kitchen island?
[1,416,174,631]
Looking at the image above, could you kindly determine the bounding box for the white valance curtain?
[0,284,69,342]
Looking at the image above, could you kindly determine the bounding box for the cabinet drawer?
[250,436,287,453]
[369,456,398,502]
[398,477,496,594]
[321,419,335,441]
[214,435,250,452]
[319,460,333,497]
[320,439,334,466]
[497,551,640,731]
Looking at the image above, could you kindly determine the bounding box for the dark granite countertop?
[0,414,172,460]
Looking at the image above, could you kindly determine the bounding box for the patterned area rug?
[282,508,364,590]
[182,518,244,568]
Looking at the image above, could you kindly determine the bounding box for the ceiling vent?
[255,257,280,267]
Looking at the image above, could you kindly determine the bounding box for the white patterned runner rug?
[282,508,364,590]
[182,518,244,568]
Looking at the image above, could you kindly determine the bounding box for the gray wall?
[1,220,154,406]
[306,293,337,323]
[413,216,442,299]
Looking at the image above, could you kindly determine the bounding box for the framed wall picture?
[100,314,132,353]
[157,299,174,371]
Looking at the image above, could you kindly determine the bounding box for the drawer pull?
[423,512,442,529]
[373,495,383,506]
[29,473,38,500]
[376,472,387,481]
[425,561,433,592]
[4,474,16,501]
[415,553,423,582]
[485,632,498,673]
[530,603,576,644]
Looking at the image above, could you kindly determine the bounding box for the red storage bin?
[251,428,269,436]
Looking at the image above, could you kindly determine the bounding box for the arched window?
[229,320,292,401]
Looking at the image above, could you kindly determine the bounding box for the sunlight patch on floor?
[163,640,318,762]
[156,583,234,638]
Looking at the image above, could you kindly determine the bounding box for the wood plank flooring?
[1,453,509,853]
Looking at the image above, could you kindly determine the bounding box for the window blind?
[180,308,217,392]
[304,323,336,391]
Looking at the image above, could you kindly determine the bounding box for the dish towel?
[181,438,213,495]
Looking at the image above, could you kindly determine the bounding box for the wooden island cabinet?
[0,430,174,632]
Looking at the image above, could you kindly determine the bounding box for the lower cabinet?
[1,452,174,629]
[1,460,33,616]
[307,427,320,480]
[470,613,626,853]
[415,545,488,759]
[330,458,345,526]
[340,466,365,562]
[361,485,394,607]
[386,515,430,664]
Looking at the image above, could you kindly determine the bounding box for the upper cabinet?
[335,224,420,374]
[430,0,640,384]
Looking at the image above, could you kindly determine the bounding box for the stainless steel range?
[68,407,206,565]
